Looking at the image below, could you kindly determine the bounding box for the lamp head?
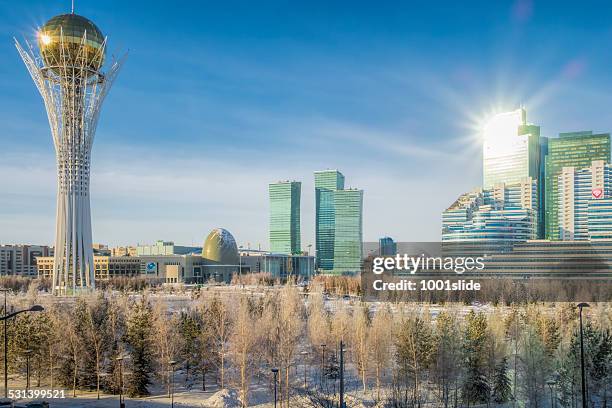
[577,302,590,309]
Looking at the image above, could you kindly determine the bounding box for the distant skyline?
[3,0,612,248]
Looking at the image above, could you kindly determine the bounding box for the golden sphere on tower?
[38,14,105,76]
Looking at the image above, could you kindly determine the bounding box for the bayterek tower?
[15,11,123,294]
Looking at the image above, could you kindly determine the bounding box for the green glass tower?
[544,131,611,240]
[269,181,301,254]
[315,170,345,271]
[332,189,363,274]
[315,170,363,274]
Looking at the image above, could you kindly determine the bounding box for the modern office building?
[269,181,301,254]
[545,131,611,240]
[0,245,52,277]
[136,240,200,256]
[332,189,364,274]
[442,179,538,251]
[558,160,612,240]
[315,170,345,271]
[238,249,315,280]
[315,170,364,274]
[379,237,397,256]
[16,13,124,294]
[483,108,542,188]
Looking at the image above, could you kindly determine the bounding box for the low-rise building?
[239,249,315,279]
[111,246,138,257]
[136,240,200,256]
[37,255,141,280]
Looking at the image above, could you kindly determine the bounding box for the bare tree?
[209,295,232,389]
[369,305,392,402]
[230,297,260,407]
[277,286,305,406]
[152,300,181,396]
[84,294,109,399]
[352,303,370,393]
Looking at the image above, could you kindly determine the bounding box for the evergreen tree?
[540,316,561,357]
[104,295,127,395]
[492,356,512,403]
[520,326,549,407]
[433,311,462,408]
[461,311,490,405]
[124,298,154,397]
[395,314,435,406]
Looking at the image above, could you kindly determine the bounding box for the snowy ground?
[8,369,378,407]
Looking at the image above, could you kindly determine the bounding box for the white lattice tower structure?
[15,14,123,295]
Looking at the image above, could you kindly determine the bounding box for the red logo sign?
[592,188,603,199]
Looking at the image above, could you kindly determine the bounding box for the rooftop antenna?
[71,0,74,14]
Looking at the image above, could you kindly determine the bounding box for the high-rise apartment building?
[269,181,301,254]
[558,160,612,240]
[314,170,363,274]
[545,131,611,239]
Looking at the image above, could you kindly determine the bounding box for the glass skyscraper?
[315,170,363,274]
[544,131,611,240]
[269,181,301,254]
[379,236,397,256]
[315,170,345,271]
[332,189,363,274]
[483,108,542,188]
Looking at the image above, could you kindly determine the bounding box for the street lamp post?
[169,360,177,408]
[546,378,557,408]
[271,368,279,408]
[238,246,243,276]
[2,289,7,400]
[23,349,32,392]
[320,344,326,390]
[577,303,590,408]
[115,355,124,408]
[0,298,44,399]
[340,340,345,408]
[300,351,309,388]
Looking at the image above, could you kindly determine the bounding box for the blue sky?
[2,0,612,248]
